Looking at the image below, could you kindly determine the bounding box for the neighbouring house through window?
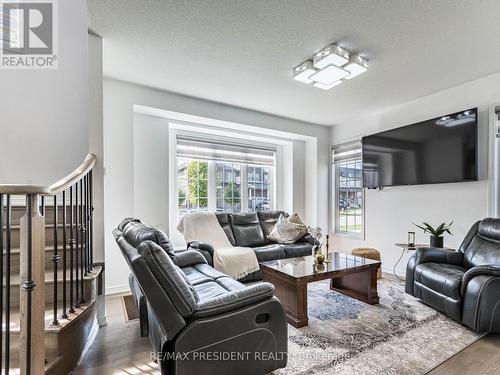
[176,137,275,224]
[332,141,364,238]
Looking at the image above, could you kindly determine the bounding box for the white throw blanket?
[177,211,260,280]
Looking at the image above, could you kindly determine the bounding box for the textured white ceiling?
[88,0,500,126]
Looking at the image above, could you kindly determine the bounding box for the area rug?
[274,278,481,375]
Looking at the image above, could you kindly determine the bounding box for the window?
[176,137,275,222]
[216,161,241,212]
[333,141,364,237]
[247,164,272,211]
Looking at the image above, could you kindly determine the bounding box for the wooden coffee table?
[260,252,381,328]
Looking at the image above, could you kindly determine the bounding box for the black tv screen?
[362,108,478,188]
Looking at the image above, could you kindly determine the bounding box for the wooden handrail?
[48,153,96,195]
[0,154,95,196]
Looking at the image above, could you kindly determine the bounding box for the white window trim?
[331,145,365,240]
[169,127,281,247]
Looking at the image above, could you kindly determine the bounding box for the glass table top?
[259,252,380,279]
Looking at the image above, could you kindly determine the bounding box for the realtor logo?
[1,0,58,69]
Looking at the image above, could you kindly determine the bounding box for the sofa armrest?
[414,247,464,267]
[174,249,207,268]
[188,241,215,266]
[461,265,500,296]
[193,282,275,318]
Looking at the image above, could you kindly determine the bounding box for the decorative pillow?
[267,214,308,244]
[288,212,305,225]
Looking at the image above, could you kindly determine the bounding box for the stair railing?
[0,153,96,375]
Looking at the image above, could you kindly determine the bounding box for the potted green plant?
[413,221,453,248]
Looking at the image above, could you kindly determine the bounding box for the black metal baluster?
[86,174,90,274]
[75,182,80,308]
[5,195,11,373]
[40,195,45,216]
[61,191,68,319]
[51,196,59,325]
[89,170,94,271]
[0,194,3,374]
[83,175,88,276]
[69,186,75,313]
[24,195,35,375]
[79,180,85,304]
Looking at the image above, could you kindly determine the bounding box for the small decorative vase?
[315,253,325,265]
[430,236,444,248]
[315,263,325,272]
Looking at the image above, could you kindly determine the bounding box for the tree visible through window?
[333,143,364,237]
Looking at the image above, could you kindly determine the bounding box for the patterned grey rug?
[274,277,480,375]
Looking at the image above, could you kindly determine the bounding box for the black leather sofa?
[406,218,500,333]
[114,218,288,375]
[188,210,314,281]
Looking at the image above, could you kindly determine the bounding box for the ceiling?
[88,0,500,126]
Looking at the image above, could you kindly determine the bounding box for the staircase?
[0,155,102,375]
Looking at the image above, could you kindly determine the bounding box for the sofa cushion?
[138,241,197,318]
[194,277,246,302]
[119,218,175,259]
[257,210,288,238]
[215,213,237,246]
[282,242,313,258]
[253,244,286,262]
[182,263,227,286]
[415,262,466,300]
[230,212,266,247]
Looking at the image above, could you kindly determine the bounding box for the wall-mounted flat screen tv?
[362,108,478,188]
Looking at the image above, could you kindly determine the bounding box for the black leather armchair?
[114,218,288,375]
[406,218,500,333]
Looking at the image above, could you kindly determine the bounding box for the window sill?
[334,231,365,240]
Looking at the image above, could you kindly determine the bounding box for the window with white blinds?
[176,137,276,221]
[332,141,364,237]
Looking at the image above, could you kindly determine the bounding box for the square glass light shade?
[293,60,317,84]
[310,65,349,85]
[313,80,343,90]
[313,44,349,69]
[344,55,368,79]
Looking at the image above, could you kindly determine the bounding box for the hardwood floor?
[73,294,500,375]
[71,294,160,375]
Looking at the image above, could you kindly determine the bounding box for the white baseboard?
[105,284,131,295]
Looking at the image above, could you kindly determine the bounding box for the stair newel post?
[79,179,85,304]
[61,190,68,319]
[0,194,4,374]
[51,195,60,326]
[68,186,75,313]
[74,182,80,308]
[19,194,45,375]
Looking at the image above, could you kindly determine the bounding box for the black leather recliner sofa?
[189,210,314,281]
[114,218,288,375]
[406,218,500,333]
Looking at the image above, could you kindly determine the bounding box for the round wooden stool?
[351,248,382,279]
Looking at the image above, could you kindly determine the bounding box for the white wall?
[104,78,331,293]
[0,0,89,185]
[331,72,500,275]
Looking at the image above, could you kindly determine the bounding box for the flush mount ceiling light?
[313,80,343,90]
[313,44,350,69]
[344,55,368,79]
[310,65,349,85]
[293,60,317,83]
[292,42,368,90]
